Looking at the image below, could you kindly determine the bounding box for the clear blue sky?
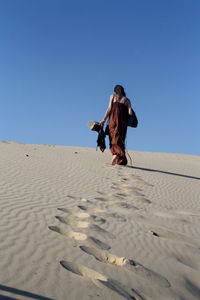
[0,0,199,155]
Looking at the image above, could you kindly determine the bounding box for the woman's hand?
[100,120,105,127]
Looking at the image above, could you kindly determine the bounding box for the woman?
[100,85,133,165]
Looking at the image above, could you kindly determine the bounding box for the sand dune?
[0,141,200,300]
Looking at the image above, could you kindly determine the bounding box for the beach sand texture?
[0,141,200,300]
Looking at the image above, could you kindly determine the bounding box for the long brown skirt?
[109,102,128,165]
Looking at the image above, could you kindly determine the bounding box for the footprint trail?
[55,216,115,239]
[80,246,170,288]
[60,260,147,300]
[48,226,111,250]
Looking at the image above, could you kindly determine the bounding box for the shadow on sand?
[0,284,54,300]
[127,166,200,181]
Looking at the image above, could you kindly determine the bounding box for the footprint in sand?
[115,185,145,197]
[121,177,129,182]
[172,252,200,270]
[132,191,146,197]
[48,226,110,250]
[116,202,139,210]
[93,196,139,211]
[60,260,146,300]
[111,188,151,205]
[114,192,127,198]
[48,226,87,240]
[77,205,127,222]
[127,175,153,187]
[55,216,115,239]
[66,195,77,200]
[96,191,105,196]
[66,195,92,204]
[122,185,144,193]
[132,196,152,205]
[183,277,200,299]
[94,197,108,202]
[79,246,170,288]
[57,207,106,225]
[111,183,149,205]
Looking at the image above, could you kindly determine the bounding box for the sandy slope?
[0,141,200,300]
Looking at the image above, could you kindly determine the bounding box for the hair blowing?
[114,85,126,97]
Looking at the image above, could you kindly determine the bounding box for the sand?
[0,141,200,300]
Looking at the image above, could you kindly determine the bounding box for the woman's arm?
[100,95,114,126]
[126,98,133,115]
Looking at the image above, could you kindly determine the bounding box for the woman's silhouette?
[100,85,133,165]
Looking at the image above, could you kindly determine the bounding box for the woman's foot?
[111,155,117,165]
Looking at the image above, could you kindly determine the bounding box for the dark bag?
[88,121,106,152]
[97,128,106,152]
[105,124,109,136]
[128,108,138,128]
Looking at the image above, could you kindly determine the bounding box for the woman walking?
[100,85,133,165]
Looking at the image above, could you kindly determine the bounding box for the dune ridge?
[0,141,200,300]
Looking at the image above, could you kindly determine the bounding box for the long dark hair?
[114,85,126,97]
